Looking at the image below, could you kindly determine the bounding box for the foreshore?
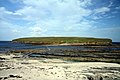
[0,53,120,80]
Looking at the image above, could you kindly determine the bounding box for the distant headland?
[12,37,112,46]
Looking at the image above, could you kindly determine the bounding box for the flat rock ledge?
[0,53,120,80]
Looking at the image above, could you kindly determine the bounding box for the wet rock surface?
[9,46,120,63]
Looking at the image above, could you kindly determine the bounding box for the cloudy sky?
[0,0,120,41]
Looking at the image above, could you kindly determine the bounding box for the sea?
[0,41,120,53]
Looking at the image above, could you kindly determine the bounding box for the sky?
[0,0,120,41]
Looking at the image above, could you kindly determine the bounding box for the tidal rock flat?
[0,53,120,80]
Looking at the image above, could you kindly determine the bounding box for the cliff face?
[12,37,112,45]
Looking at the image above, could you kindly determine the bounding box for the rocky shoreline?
[9,45,120,64]
[0,53,120,80]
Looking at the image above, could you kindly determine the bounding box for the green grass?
[12,37,112,45]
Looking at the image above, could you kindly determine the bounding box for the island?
[12,37,112,45]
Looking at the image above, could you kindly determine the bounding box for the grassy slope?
[12,37,112,45]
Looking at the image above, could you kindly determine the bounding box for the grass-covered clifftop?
[12,37,112,45]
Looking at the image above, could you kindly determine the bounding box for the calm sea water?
[0,41,120,53]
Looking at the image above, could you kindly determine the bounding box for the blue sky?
[0,0,120,41]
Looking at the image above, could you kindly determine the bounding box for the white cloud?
[94,7,110,14]
[28,22,48,36]
[92,16,101,20]
[12,29,20,33]
[29,27,42,36]
[13,0,93,34]
[0,20,22,40]
[30,27,41,32]
[108,1,113,7]
[91,6,111,20]
[115,6,120,10]
[112,11,119,14]
[0,7,23,22]
[79,0,92,7]
[15,0,92,21]
[0,0,100,40]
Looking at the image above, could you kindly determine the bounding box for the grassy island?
[12,37,112,45]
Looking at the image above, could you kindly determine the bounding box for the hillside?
[12,37,112,45]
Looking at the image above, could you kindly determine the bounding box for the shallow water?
[0,41,120,53]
